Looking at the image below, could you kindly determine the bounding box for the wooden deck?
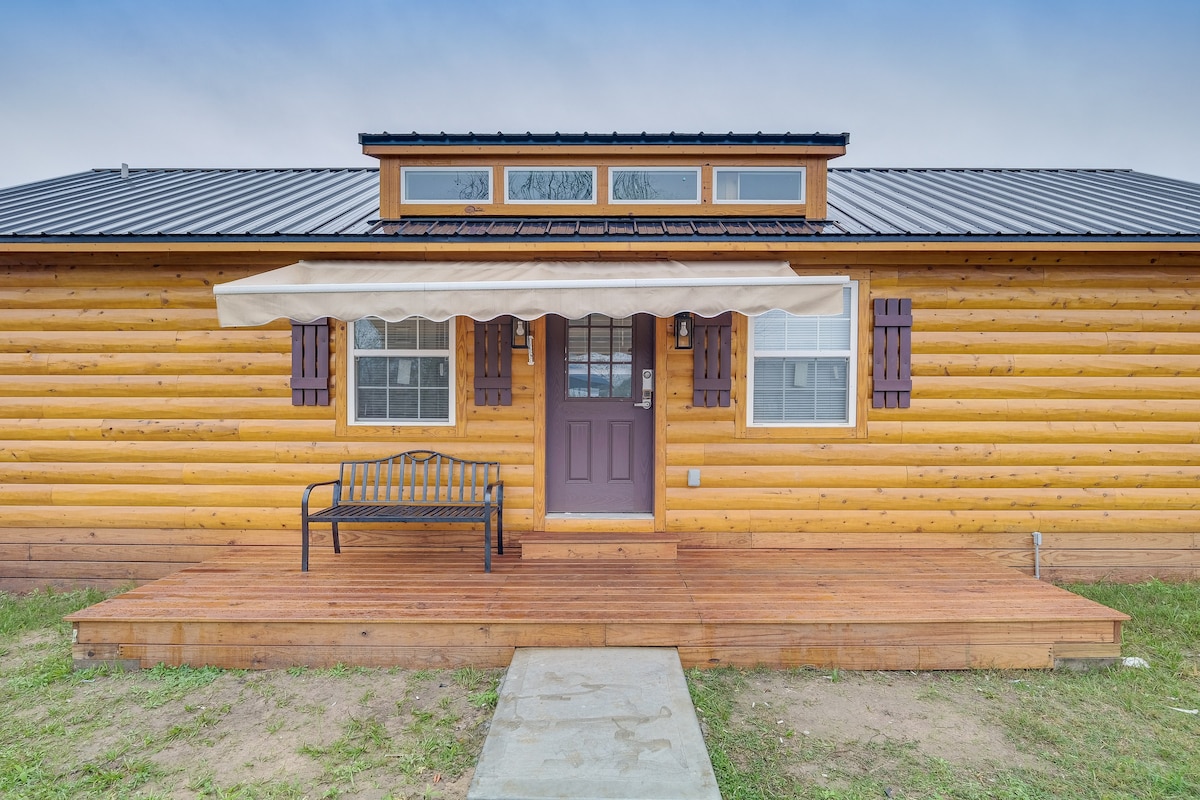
[67,545,1128,671]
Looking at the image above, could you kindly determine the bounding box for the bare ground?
[9,635,1056,799]
[726,668,1050,793]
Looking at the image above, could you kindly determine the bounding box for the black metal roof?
[359,131,851,147]
[2,166,1200,243]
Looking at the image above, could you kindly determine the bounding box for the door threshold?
[545,512,654,520]
[541,513,657,533]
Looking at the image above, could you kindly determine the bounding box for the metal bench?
[301,450,504,572]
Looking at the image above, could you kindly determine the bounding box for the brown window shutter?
[693,312,733,408]
[290,319,330,406]
[474,318,513,406]
[873,298,913,408]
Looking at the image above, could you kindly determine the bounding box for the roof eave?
[4,233,1200,249]
[359,131,851,147]
[359,131,850,159]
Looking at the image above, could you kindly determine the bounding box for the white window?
[401,168,491,203]
[748,283,857,426]
[350,317,454,425]
[713,167,806,203]
[505,167,596,203]
[609,167,701,203]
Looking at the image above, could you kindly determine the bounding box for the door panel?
[566,421,592,482]
[546,314,655,513]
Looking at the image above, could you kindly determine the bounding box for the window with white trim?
[505,167,596,202]
[714,167,806,203]
[748,283,857,426]
[351,317,454,424]
[609,167,700,203]
[401,168,491,203]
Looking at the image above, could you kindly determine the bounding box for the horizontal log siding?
[665,261,1200,581]
[4,253,1200,587]
[0,257,537,589]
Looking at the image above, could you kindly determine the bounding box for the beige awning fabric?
[213,260,848,327]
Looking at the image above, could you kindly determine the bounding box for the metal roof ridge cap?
[360,130,850,146]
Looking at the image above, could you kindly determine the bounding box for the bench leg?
[332,522,341,554]
[484,516,492,572]
[496,508,504,555]
[301,517,310,572]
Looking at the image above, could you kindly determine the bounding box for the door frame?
[532,315,668,532]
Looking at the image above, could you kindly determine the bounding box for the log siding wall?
[2,253,1198,588]
[0,256,538,590]
[664,259,1200,583]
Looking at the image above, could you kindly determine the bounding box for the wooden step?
[520,532,679,560]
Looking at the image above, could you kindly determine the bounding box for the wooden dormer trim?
[374,151,840,220]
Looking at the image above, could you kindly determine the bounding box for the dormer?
[359,131,849,220]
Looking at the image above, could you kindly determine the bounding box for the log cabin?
[2,130,1198,670]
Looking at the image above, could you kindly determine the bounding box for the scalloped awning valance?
[213,260,848,326]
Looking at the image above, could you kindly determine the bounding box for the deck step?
[520,532,679,560]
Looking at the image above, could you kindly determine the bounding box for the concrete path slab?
[468,647,721,800]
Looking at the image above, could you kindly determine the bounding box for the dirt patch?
[730,669,1046,790]
[7,630,1067,798]
[0,629,57,673]
[135,669,494,798]
[5,641,500,800]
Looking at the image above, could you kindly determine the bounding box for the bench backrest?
[338,450,499,505]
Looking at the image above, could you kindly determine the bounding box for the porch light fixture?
[674,312,694,350]
[511,317,529,349]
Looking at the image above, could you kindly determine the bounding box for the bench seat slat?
[309,504,491,522]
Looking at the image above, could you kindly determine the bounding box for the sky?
[2,0,1199,188]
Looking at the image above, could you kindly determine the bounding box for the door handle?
[634,368,654,409]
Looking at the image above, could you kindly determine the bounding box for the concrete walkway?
[468,647,721,800]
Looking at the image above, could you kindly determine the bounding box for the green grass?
[0,588,107,639]
[4,582,1199,799]
[0,588,497,798]
[0,588,165,799]
[300,715,395,790]
[689,580,1200,800]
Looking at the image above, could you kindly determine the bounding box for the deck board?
[67,545,1128,670]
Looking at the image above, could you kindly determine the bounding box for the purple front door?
[545,314,655,513]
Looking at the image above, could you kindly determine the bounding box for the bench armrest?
[485,480,504,509]
[302,478,342,515]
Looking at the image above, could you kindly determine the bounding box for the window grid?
[398,164,809,205]
[566,315,634,399]
[350,318,455,425]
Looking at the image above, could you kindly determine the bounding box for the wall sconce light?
[511,317,529,349]
[674,312,694,350]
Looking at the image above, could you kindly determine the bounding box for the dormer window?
[609,168,701,203]
[505,167,596,203]
[365,132,846,219]
[714,167,806,203]
[401,168,491,203]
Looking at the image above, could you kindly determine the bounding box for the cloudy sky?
[2,0,1198,188]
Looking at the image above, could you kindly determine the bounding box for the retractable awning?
[213,260,848,326]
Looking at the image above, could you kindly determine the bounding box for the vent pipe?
[120,163,130,179]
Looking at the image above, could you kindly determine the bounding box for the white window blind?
[749,284,856,426]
